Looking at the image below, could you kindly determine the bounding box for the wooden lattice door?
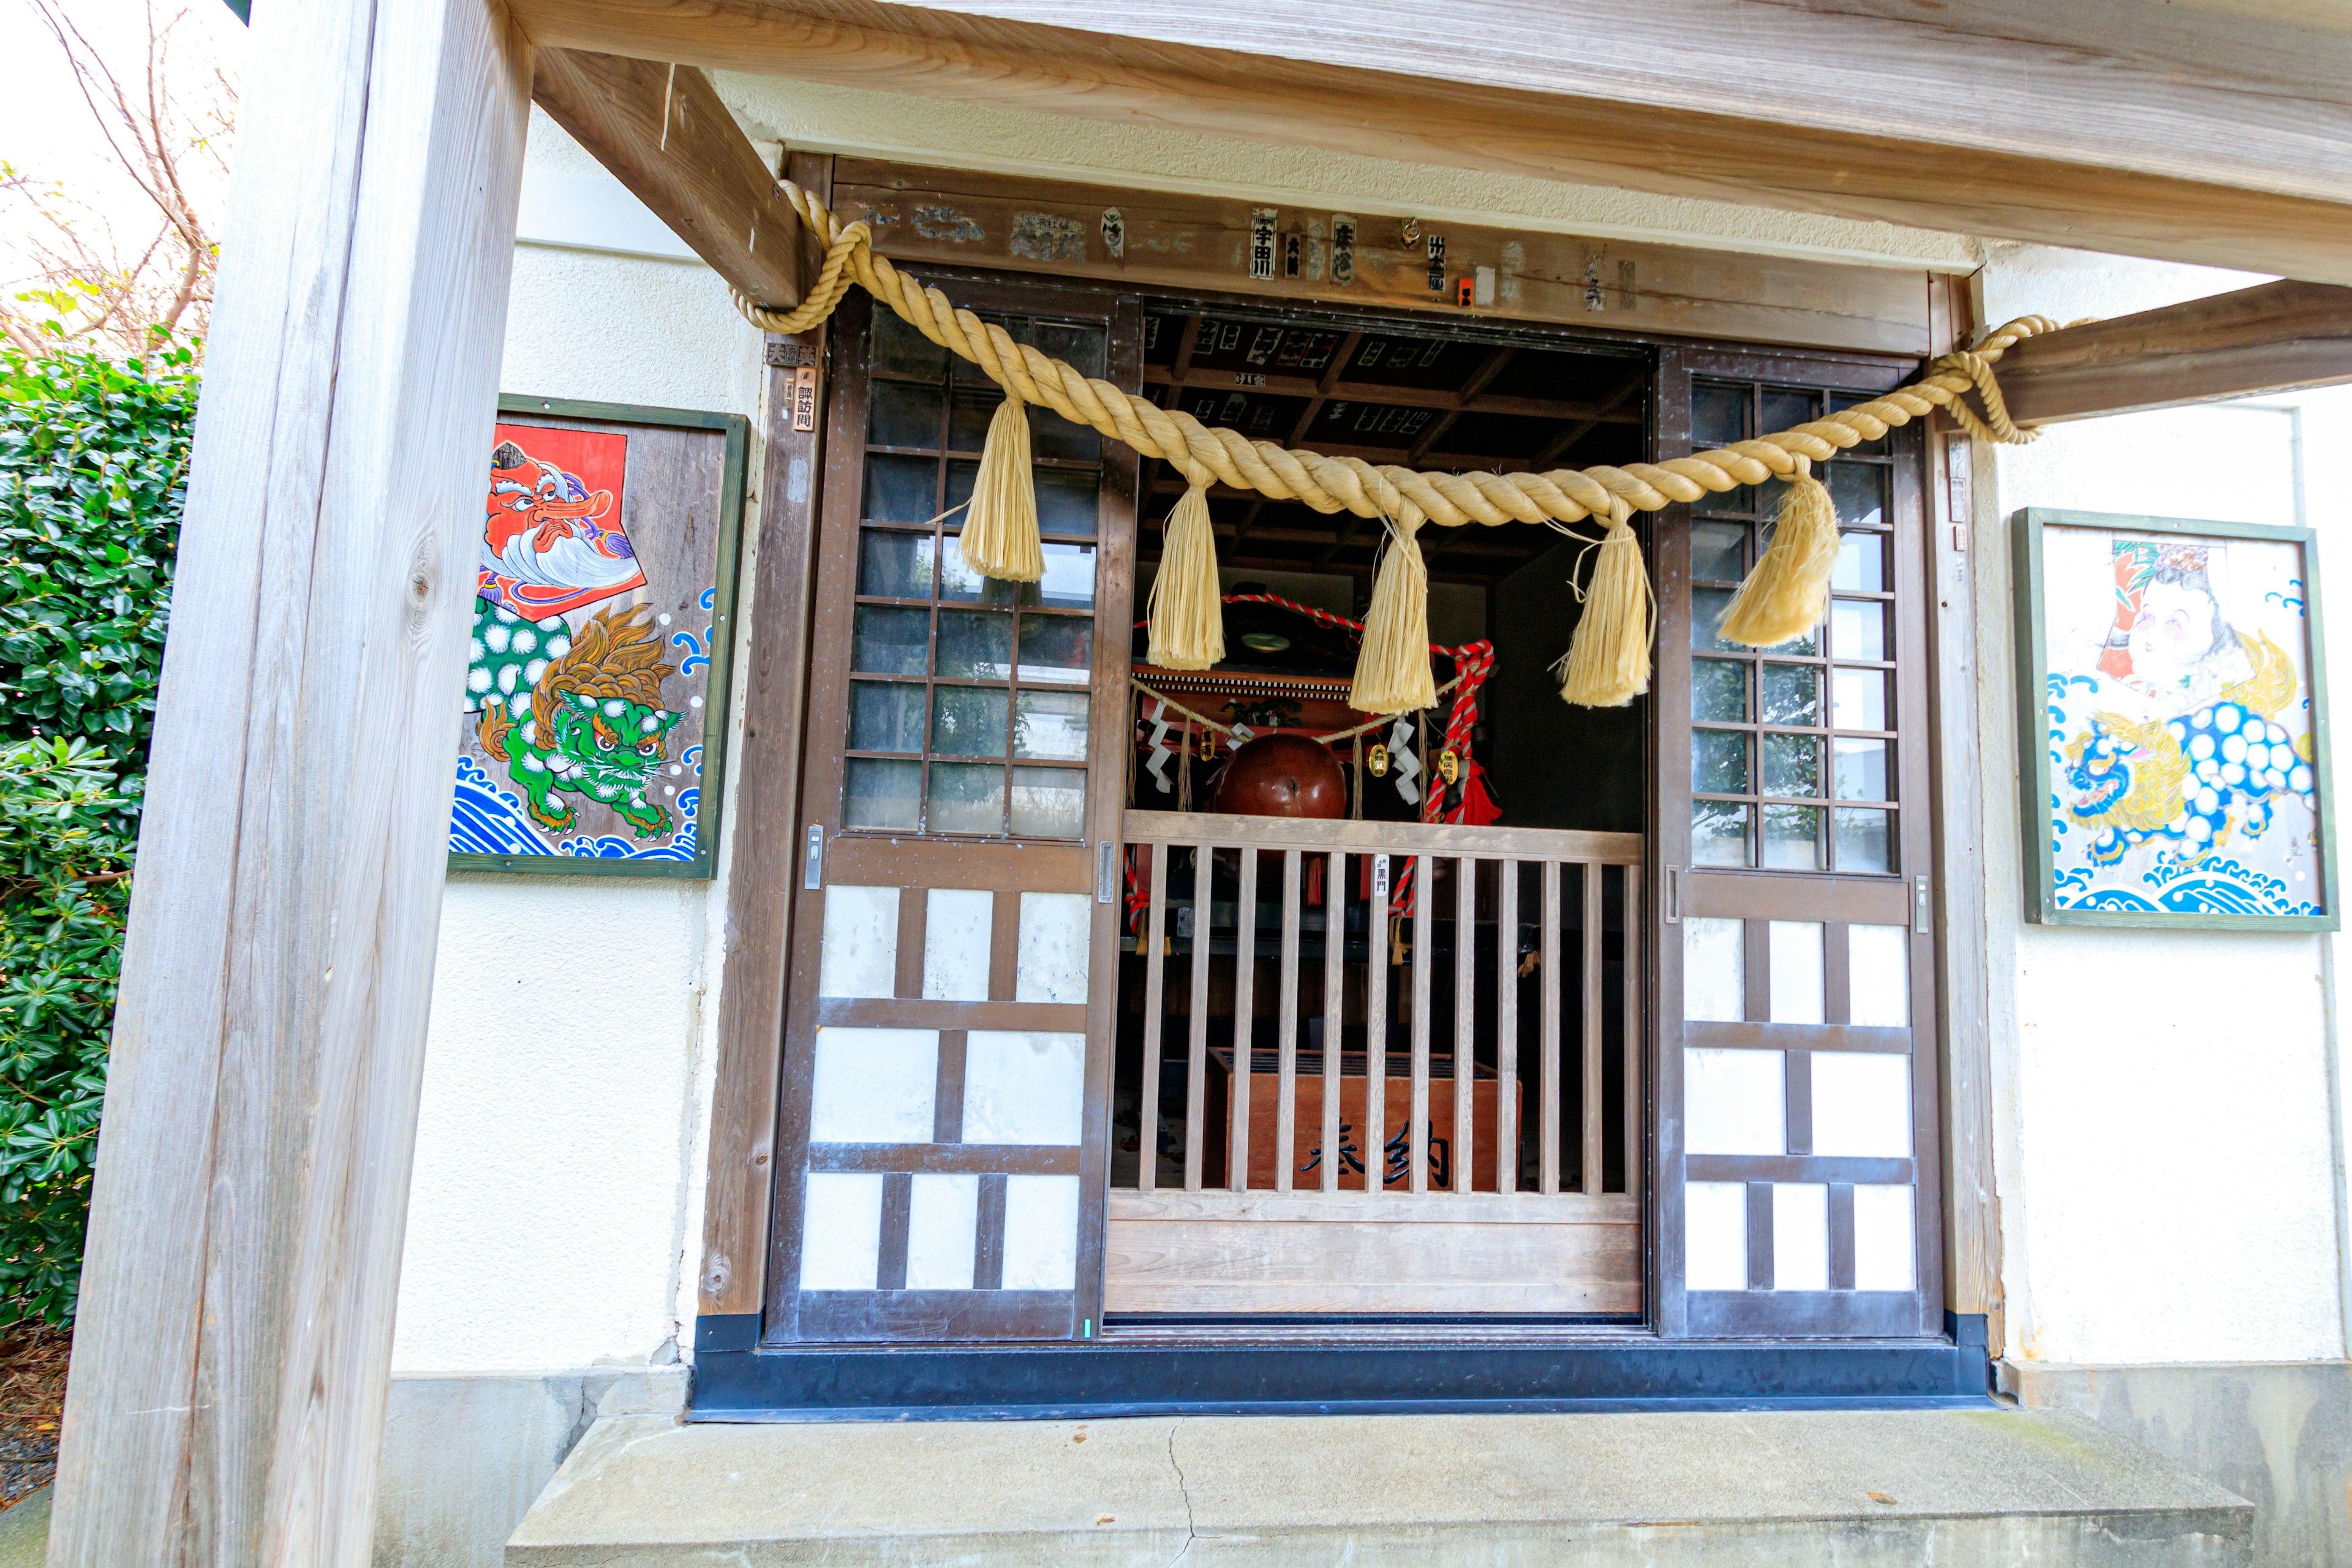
[1651,344,1946,1338]
[763,280,1141,1343]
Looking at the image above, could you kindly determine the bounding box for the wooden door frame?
[1651,339,1948,1340]
[696,260,1992,1351]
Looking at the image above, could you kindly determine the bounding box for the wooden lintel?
[2000,281,2352,425]
[532,47,804,307]
[511,0,2352,286]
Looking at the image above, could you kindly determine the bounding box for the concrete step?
[506,1406,2254,1566]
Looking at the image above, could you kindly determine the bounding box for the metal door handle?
[1098,839,1118,903]
[1663,864,1681,924]
[803,824,824,890]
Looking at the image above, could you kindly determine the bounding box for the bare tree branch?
[2,1,235,359]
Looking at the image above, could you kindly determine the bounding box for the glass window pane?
[1031,321,1107,380]
[1019,614,1093,685]
[1835,807,1894,873]
[1762,388,1817,434]
[1695,483,1756,517]
[1014,690,1090,760]
[1035,469,1101,537]
[852,606,930,676]
[1032,543,1097,609]
[1832,599,1887,662]
[948,385,1001,453]
[1032,409,1102,464]
[1010,766,1087,838]
[858,530,933,600]
[931,686,1009,757]
[945,460,976,515]
[1761,734,1821,797]
[1691,522,1747,582]
[1833,668,1889,731]
[844,757,921,829]
[1693,729,1750,794]
[935,535,1001,605]
[1829,461,1887,528]
[937,611,1013,679]
[1831,530,1885,593]
[863,454,938,523]
[1694,801,1751,867]
[1834,737,1891,801]
[848,681,925,753]
[1692,587,1738,652]
[1762,803,1823,870]
[1693,659,1749,723]
[1761,664,1819,727]
[871,309,946,379]
[868,380,941,450]
[1692,383,1748,449]
[927,762,1005,834]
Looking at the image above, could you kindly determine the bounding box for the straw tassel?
[1554,502,1654,707]
[1719,461,1841,647]
[956,393,1044,582]
[1147,478,1224,670]
[1349,516,1438,715]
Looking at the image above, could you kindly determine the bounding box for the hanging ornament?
[1387,717,1422,805]
[1144,699,1175,794]
[1198,726,1218,760]
[1367,742,1390,777]
[1436,748,1461,787]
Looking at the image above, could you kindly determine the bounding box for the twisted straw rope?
[739,181,2048,530]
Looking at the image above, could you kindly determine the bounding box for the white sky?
[0,0,246,275]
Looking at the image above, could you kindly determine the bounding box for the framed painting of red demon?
[448,395,748,878]
[2015,508,2338,930]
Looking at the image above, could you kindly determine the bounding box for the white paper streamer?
[1389,717,1421,805]
[1145,699,1174,794]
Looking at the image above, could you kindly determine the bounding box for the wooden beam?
[1999,281,2352,424]
[698,151,836,1322]
[532,47,804,306]
[48,0,532,1562]
[512,0,2352,284]
[837,160,1932,355]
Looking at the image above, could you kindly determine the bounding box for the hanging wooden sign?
[448,395,748,877]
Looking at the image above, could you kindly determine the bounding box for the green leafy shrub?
[0,339,194,1323]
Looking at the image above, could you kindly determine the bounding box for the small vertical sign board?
[448,395,749,876]
[1249,208,1278,281]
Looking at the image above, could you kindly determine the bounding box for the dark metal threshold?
[688,1313,1993,1420]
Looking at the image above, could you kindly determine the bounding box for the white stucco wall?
[1974,247,2352,1366]
[390,111,763,1374]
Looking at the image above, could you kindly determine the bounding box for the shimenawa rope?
[737,179,2048,710]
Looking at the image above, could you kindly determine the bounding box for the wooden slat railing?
[1119,812,1643,1202]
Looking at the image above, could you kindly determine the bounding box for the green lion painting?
[467,598,683,837]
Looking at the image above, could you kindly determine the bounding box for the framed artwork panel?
[448,395,749,878]
[2013,507,2337,930]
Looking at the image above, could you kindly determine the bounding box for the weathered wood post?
[44,0,531,1560]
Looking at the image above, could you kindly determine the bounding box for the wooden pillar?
[46,0,531,1561]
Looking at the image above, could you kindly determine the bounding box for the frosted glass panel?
[1849,924,1910,1027]
[817,884,899,999]
[923,889,993,1001]
[1684,1048,1785,1156]
[1811,1053,1912,1158]
[962,1031,1085,1145]
[1854,1184,1918,1291]
[798,1172,883,1290]
[905,1173,979,1290]
[1001,1174,1079,1289]
[1683,917,1745,1022]
[1773,1183,1829,1291]
[1768,921,1825,1025]
[1686,1182,1749,1291]
[809,1028,937,1144]
[1015,891,1091,1003]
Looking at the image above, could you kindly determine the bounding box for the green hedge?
[0,340,195,1324]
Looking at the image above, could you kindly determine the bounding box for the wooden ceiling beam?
[512,0,2352,284]
[1998,281,2352,425]
[531,47,804,306]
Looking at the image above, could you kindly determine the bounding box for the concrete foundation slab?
[507,1406,2253,1566]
